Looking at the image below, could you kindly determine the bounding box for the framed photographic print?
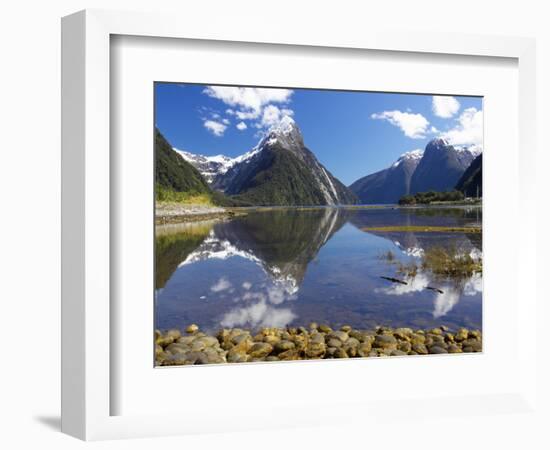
[153,83,484,367]
[62,9,538,441]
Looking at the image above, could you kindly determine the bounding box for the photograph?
[154,83,483,366]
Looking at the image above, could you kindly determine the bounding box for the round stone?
[186,324,199,334]
[428,345,448,354]
[333,348,349,358]
[412,343,428,355]
[305,342,326,358]
[328,331,349,342]
[373,334,398,349]
[455,328,469,342]
[248,342,273,358]
[165,329,181,341]
[309,333,325,344]
[275,340,295,352]
[357,342,372,357]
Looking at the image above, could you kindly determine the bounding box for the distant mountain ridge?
[409,139,479,194]
[174,116,358,206]
[349,150,423,204]
[349,139,482,204]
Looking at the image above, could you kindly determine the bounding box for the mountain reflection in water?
[155,207,482,333]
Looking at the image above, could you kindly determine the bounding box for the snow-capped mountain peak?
[173,146,261,184]
[258,115,303,149]
[172,116,301,185]
[271,115,297,135]
[392,149,424,168]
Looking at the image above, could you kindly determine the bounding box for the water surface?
[155,207,482,333]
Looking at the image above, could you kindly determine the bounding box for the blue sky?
[155,83,483,185]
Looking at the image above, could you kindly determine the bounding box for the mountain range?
[167,116,357,206]
[158,116,482,207]
[349,139,482,204]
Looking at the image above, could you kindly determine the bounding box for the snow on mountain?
[174,116,304,185]
[174,115,357,205]
[392,149,424,168]
[455,144,482,169]
[173,146,261,184]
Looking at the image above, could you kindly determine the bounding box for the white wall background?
[0,0,548,448]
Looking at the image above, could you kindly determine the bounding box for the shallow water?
[155,206,482,334]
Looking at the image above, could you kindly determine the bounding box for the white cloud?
[432,96,460,118]
[440,107,483,146]
[371,110,431,139]
[203,119,227,137]
[222,118,230,125]
[259,105,294,128]
[203,86,295,131]
[235,110,261,120]
[203,86,293,116]
[210,277,232,292]
[242,281,252,289]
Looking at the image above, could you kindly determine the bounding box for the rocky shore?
[155,324,482,366]
[155,203,244,224]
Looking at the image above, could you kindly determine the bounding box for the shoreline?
[155,324,482,366]
[155,203,244,225]
[154,202,482,225]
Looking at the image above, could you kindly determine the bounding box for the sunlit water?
[155,207,482,334]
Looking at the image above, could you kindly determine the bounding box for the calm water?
[155,207,482,333]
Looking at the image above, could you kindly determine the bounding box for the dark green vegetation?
[398,190,465,205]
[155,129,239,207]
[455,154,482,197]
[155,129,212,199]
[228,144,339,206]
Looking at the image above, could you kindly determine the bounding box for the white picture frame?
[61,9,538,441]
